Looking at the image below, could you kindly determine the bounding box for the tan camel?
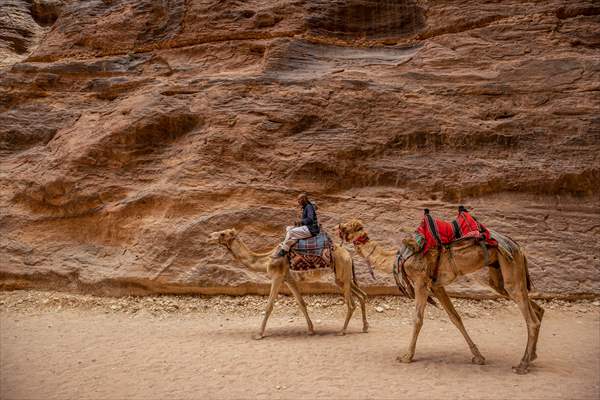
[338,219,544,374]
[208,228,368,339]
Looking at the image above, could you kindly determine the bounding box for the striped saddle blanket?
[289,232,333,271]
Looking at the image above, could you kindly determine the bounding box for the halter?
[222,235,236,251]
[352,233,370,246]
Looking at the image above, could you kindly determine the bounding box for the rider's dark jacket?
[301,202,320,236]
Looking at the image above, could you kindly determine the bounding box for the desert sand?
[1,290,598,400]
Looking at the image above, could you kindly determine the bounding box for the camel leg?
[530,299,545,322]
[351,283,369,333]
[352,283,368,299]
[529,299,544,361]
[488,267,510,298]
[489,265,544,363]
[285,273,315,336]
[431,285,486,365]
[398,278,428,363]
[254,274,285,340]
[500,257,541,374]
[338,282,356,336]
[511,293,540,374]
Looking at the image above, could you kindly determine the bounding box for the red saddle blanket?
[416,209,497,254]
[289,247,333,271]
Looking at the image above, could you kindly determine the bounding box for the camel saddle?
[415,208,498,281]
[415,208,497,255]
[289,232,334,271]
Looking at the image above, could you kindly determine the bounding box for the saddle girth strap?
[430,249,442,283]
[480,240,489,267]
[426,214,443,247]
[451,220,462,240]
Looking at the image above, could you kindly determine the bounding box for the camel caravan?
[208,193,543,375]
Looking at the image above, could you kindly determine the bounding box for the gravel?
[0,290,597,318]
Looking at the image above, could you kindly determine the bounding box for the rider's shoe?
[272,248,287,258]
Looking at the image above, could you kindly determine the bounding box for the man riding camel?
[274,193,320,258]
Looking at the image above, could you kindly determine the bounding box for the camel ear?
[403,236,419,252]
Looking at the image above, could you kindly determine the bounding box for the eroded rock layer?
[1,0,599,297]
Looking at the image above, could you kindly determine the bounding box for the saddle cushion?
[416,211,496,254]
[292,232,332,256]
[289,232,333,271]
[455,211,497,247]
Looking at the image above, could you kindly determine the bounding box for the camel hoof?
[512,365,529,375]
[362,324,369,333]
[336,331,346,336]
[530,352,538,362]
[252,334,265,340]
[397,354,413,364]
[472,355,486,365]
[307,330,316,336]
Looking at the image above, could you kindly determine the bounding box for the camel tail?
[524,254,533,292]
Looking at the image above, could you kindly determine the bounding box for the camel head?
[337,219,367,243]
[207,228,238,247]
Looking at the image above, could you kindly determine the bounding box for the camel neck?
[227,238,271,272]
[355,239,396,273]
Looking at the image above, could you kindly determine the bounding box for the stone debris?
[0,290,598,319]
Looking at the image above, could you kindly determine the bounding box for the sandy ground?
[1,291,599,400]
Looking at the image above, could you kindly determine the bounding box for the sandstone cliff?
[1,0,599,297]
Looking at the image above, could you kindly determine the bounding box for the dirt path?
[1,291,599,400]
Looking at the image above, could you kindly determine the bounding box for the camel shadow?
[224,325,367,341]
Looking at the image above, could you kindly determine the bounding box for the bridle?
[352,232,370,246]
[340,228,376,279]
[220,234,236,251]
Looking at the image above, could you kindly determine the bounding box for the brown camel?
[338,219,544,374]
[208,228,368,339]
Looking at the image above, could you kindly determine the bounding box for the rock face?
[1,0,599,298]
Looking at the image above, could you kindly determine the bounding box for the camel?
[208,228,368,339]
[338,219,544,374]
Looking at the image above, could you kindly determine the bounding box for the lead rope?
[362,244,377,279]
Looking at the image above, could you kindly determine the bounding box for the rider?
[274,193,320,258]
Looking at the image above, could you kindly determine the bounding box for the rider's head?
[297,193,309,207]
